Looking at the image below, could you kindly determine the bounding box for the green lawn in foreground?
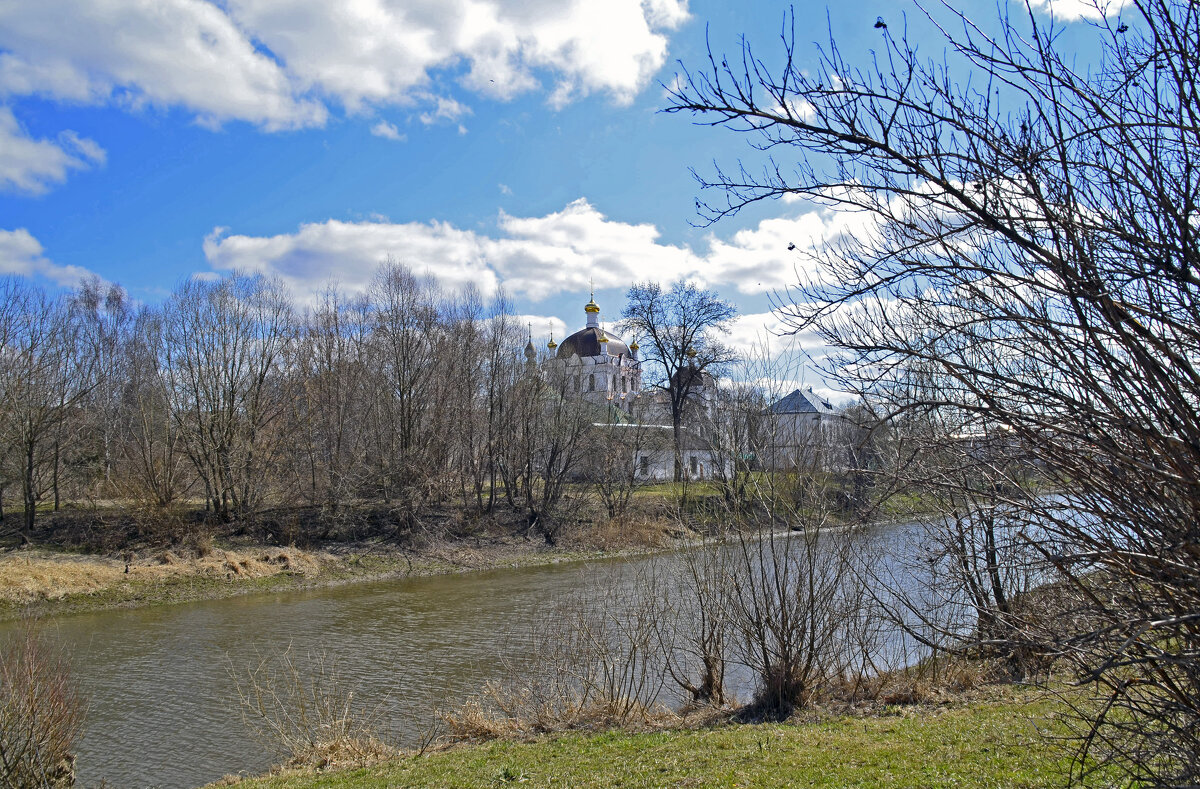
[231,690,1092,788]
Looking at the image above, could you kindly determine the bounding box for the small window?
[689,456,699,476]
[639,455,650,476]
[574,376,580,392]
[588,374,595,392]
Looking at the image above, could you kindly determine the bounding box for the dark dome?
[556,326,631,359]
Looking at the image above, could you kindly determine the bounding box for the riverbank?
[0,490,925,622]
[216,684,1088,788]
[0,534,666,622]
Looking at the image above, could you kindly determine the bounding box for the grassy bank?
[0,538,656,622]
[221,687,1088,788]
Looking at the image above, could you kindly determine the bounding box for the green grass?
[228,689,1093,788]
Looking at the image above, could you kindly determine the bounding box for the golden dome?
[584,298,600,314]
[630,338,640,352]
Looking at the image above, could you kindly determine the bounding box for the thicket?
[0,263,887,555]
[667,0,1200,783]
[0,268,654,551]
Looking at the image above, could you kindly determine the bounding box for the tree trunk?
[672,410,684,483]
[23,438,37,536]
[52,437,60,512]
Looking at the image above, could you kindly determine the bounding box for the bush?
[0,623,84,788]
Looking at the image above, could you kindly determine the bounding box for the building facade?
[540,294,643,415]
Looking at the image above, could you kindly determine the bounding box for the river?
[12,521,933,788]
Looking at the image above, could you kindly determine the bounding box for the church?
[529,293,726,481]
[535,292,644,415]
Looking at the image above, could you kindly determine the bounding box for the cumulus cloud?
[203,219,500,301]
[491,199,698,299]
[0,1,327,130]
[0,107,105,194]
[0,0,689,135]
[0,228,97,285]
[370,120,406,141]
[418,94,470,126]
[201,198,870,304]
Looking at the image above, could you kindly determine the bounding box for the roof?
[556,326,630,359]
[768,388,837,416]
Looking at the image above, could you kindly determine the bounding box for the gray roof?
[555,326,630,359]
[768,388,837,416]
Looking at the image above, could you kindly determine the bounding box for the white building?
[533,293,734,481]
[540,293,644,415]
[760,386,844,470]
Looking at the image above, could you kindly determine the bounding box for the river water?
[12,522,931,788]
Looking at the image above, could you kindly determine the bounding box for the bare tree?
[621,280,737,481]
[289,288,372,519]
[364,263,444,527]
[69,277,132,505]
[587,410,656,521]
[668,2,1200,782]
[114,307,189,509]
[0,281,94,536]
[501,360,594,545]
[163,273,294,521]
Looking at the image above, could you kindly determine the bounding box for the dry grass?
[0,552,126,603]
[440,682,686,743]
[567,513,674,551]
[230,647,397,774]
[0,546,329,606]
[836,657,1019,709]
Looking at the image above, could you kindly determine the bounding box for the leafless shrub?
[655,543,731,708]
[724,526,874,719]
[444,566,676,738]
[229,647,393,770]
[0,622,84,788]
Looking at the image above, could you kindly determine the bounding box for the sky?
[0,0,1122,397]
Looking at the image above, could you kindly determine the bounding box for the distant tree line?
[0,267,874,550]
[0,266,645,545]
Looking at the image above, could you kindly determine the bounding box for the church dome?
[556,326,631,359]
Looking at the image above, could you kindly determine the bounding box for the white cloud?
[1027,0,1128,21]
[370,120,406,141]
[203,219,500,300]
[418,94,470,126]
[513,314,569,346]
[201,197,875,305]
[0,0,689,136]
[490,198,698,299]
[0,0,327,130]
[0,228,98,285]
[0,107,105,195]
[725,311,829,365]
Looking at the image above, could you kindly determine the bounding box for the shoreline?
[0,537,668,623]
[0,506,923,623]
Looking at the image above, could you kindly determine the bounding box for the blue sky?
[0,0,1121,390]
